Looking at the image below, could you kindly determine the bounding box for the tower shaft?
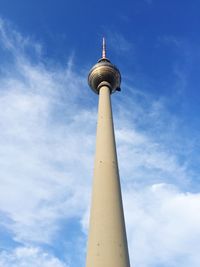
[86,84,130,267]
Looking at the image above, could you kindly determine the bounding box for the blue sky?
[0,1,200,267]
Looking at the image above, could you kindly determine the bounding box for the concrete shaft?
[86,85,130,267]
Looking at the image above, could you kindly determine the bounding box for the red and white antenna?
[102,37,106,59]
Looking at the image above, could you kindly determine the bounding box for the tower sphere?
[88,49,121,94]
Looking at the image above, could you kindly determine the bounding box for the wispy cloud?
[0,53,93,245]
[0,246,68,267]
[107,31,133,56]
[0,19,94,265]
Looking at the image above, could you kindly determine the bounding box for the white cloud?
[0,246,68,267]
[125,183,200,267]
[0,63,94,244]
[116,127,188,187]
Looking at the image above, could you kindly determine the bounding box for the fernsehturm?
[86,38,130,267]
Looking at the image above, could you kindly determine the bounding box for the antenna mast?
[102,37,106,59]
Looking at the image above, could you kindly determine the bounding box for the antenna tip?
[102,37,106,58]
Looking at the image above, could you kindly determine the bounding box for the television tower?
[86,38,130,267]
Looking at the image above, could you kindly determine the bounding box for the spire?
[88,38,121,94]
[102,37,106,59]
